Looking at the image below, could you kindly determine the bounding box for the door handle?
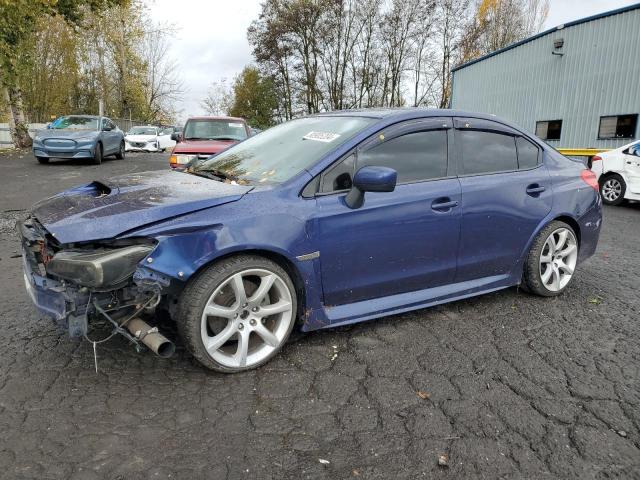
[431,198,459,211]
[526,184,546,196]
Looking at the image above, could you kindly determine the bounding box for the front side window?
[192,116,375,184]
[183,119,248,141]
[459,130,518,175]
[516,137,540,169]
[535,120,562,141]
[598,114,638,139]
[359,130,448,183]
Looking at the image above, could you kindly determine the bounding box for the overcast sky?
[152,0,638,122]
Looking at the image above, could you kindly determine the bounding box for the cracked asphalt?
[0,150,639,479]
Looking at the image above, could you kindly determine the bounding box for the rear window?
[460,130,517,175]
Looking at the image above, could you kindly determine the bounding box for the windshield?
[128,127,157,135]
[184,119,248,141]
[191,116,376,184]
[50,116,98,130]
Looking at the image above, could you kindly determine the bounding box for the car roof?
[313,107,505,121]
[187,116,246,122]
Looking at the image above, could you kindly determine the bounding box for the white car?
[591,140,640,205]
[124,126,176,152]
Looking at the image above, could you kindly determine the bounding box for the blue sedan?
[20,108,602,372]
[32,115,125,165]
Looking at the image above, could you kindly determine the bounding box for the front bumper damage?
[19,217,175,356]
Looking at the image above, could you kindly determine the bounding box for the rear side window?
[359,130,448,183]
[516,137,540,169]
[459,130,517,175]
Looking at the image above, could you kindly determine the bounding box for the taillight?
[592,155,602,162]
[580,169,599,191]
[169,155,177,165]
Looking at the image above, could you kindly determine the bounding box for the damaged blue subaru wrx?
[20,109,602,372]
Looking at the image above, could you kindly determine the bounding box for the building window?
[535,120,562,141]
[598,114,638,139]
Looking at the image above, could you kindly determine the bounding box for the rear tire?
[92,143,103,165]
[176,255,297,373]
[522,221,579,297]
[36,156,49,164]
[115,141,125,159]
[600,174,625,205]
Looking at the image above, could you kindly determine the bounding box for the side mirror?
[171,133,181,141]
[345,166,397,209]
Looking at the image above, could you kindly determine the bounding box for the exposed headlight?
[46,244,154,288]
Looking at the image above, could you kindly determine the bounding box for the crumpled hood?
[35,129,99,140]
[32,170,252,243]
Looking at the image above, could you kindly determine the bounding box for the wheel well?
[195,249,307,320]
[553,215,581,246]
[598,171,622,185]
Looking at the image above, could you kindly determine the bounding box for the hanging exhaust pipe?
[125,318,175,358]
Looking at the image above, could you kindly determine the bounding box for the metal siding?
[451,7,640,150]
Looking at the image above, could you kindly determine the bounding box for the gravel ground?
[0,150,639,479]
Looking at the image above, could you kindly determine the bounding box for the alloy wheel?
[200,268,294,369]
[539,227,578,292]
[602,178,622,202]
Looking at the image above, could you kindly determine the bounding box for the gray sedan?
[32,115,125,165]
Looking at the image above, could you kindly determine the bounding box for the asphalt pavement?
[0,150,639,479]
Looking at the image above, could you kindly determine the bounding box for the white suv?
[591,140,640,205]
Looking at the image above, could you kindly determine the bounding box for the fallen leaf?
[417,390,430,400]
[319,458,330,465]
[438,454,449,467]
[352,469,360,476]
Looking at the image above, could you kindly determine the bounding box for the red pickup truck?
[169,116,251,169]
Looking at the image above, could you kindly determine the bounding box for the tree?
[0,0,124,147]
[141,27,184,124]
[201,79,233,116]
[228,66,278,129]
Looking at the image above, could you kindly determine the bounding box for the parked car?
[20,109,602,372]
[169,116,250,169]
[32,115,125,165]
[124,126,176,152]
[591,140,640,205]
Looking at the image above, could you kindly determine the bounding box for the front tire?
[522,221,579,297]
[36,156,49,164]
[115,141,125,159]
[177,255,297,373]
[92,143,103,165]
[600,174,625,205]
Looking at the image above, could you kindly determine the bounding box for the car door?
[622,143,640,194]
[314,118,462,307]
[101,118,119,154]
[453,117,552,283]
[159,128,174,149]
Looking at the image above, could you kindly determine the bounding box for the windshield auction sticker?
[303,131,341,142]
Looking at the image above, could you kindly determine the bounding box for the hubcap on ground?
[602,178,622,202]
[200,268,293,368]
[539,227,578,292]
